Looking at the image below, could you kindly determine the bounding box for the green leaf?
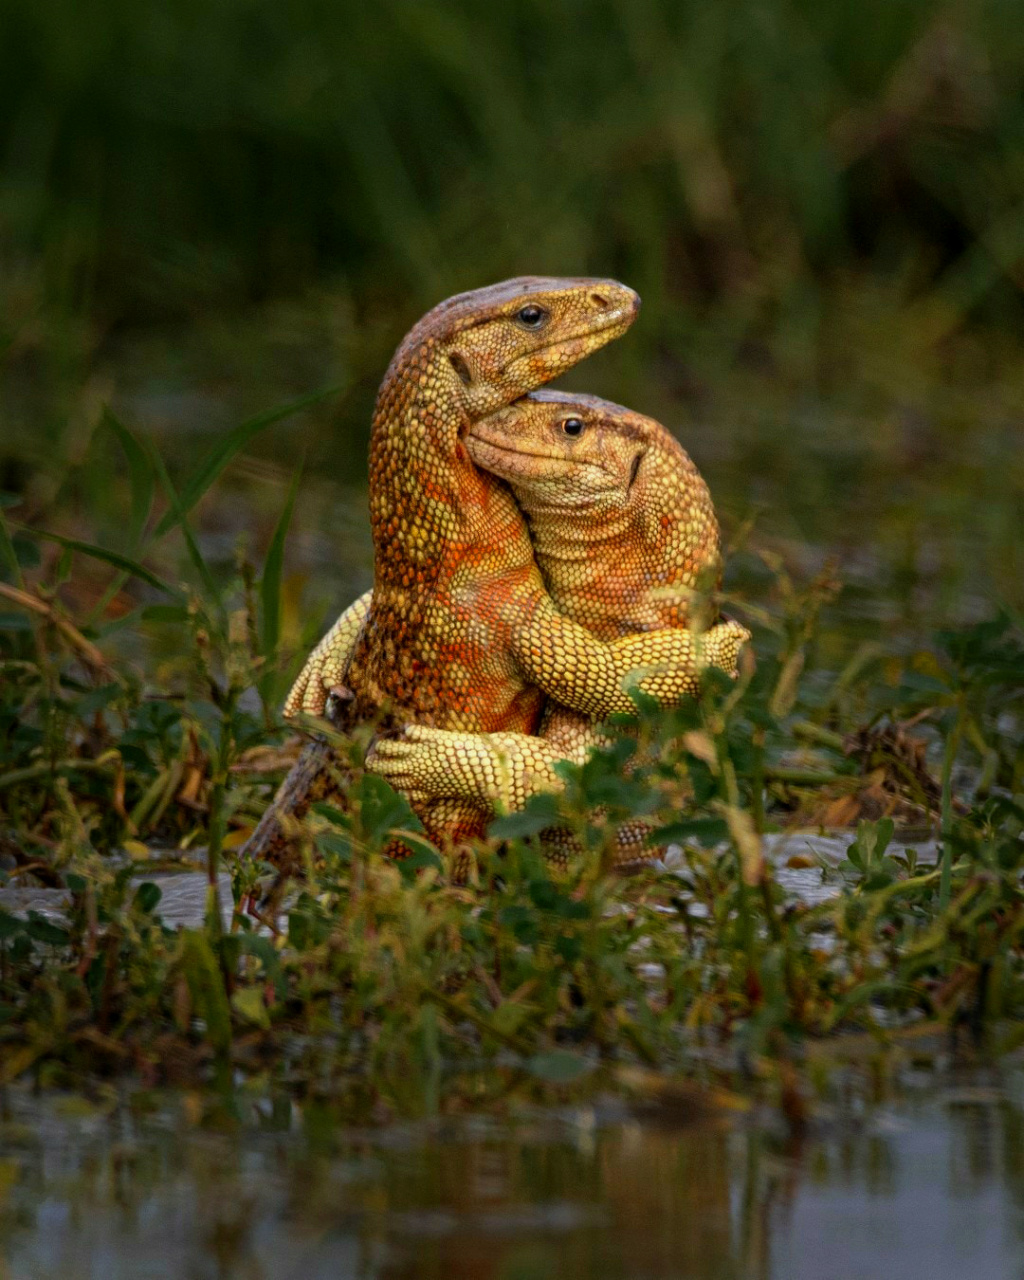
[0,910,24,940]
[240,932,286,998]
[287,903,331,951]
[651,816,729,847]
[260,462,302,659]
[133,881,162,913]
[527,1050,592,1083]
[312,803,351,828]
[103,409,155,544]
[847,818,894,873]
[491,1002,531,1038]
[555,933,582,962]
[179,929,231,1055]
[528,878,562,911]
[498,904,539,945]
[25,913,70,947]
[357,773,425,849]
[146,446,220,606]
[141,604,190,623]
[315,830,354,863]
[153,385,342,538]
[53,546,74,585]
[0,506,22,584]
[29,531,179,596]
[74,684,120,718]
[395,841,444,881]
[0,612,33,631]
[231,986,270,1029]
[12,531,40,570]
[488,793,561,840]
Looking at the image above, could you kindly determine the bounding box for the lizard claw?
[401,724,447,746]
[283,665,331,720]
[282,671,311,720]
[325,683,354,728]
[284,638,358,719]
[365,737,413,763]
[703,619,752,678]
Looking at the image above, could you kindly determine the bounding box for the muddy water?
[1,1070,1023,1279]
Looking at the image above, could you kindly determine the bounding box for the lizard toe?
[403,724,446,745]
[283,667,311,718]
[365,738,415,767]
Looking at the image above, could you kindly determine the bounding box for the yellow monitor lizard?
[298,391,747,867]
[243,278,745,868]
[353,390,745,866]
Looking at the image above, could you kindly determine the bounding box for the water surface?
[2,1070,1022,1279]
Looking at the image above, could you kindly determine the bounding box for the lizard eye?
[514,304,549,330]
[561,417,585,437]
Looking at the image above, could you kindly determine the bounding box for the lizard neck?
[368,333,518,593]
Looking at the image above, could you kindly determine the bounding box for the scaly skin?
[368,390,749,865]
[289,590,372,704]
[246,276,644,866]
[248,278,749,873]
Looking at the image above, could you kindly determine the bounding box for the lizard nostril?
[589,292,610,310]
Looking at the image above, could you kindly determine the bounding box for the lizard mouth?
[467,433,570,463]
[466,433,616,490]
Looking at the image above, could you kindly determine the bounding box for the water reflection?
[2,1073,1023,1279]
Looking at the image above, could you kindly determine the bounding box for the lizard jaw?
[465,433,616,497]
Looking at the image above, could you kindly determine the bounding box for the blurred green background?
[3,0,1023,650]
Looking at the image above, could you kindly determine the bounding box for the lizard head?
[467,389,659,512]
[393,276,640,420]
[469,389,723,630]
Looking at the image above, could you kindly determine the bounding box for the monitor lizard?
[242,278,744,869]
[363,389,745,866]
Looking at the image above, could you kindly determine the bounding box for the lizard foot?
[283,661,331,719]
[365,725,458,794]
[284,636,358,718]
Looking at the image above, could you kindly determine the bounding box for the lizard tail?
[238,739,346,872]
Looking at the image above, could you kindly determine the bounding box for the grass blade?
[29,531,180,596]
[0,505,25,587]
[153,385,342,538]
[260,462,302,660]
[146,444,221,610]
[103,408,156,544]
